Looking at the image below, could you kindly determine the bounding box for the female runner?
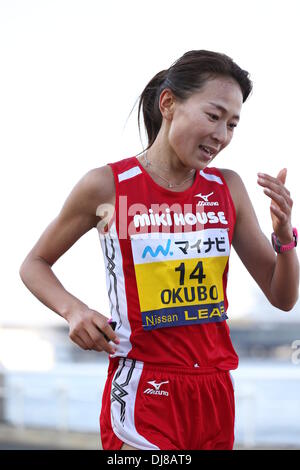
[20,50,299,450]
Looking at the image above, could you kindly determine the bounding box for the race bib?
[130,228,230,331]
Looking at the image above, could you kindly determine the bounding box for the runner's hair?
[131,50,253,155]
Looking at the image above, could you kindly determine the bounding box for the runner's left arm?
[223,168,299,311]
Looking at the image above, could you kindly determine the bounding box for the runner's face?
[165,76,243,169]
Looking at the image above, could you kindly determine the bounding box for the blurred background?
[1,0,300,450]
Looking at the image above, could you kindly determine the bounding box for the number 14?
[175,261,206,285]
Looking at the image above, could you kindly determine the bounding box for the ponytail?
[137,69,169,154]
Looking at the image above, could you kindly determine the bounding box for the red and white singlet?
[97,155,239,371]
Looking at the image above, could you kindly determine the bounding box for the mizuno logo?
[147,380,169,390]
[143,380,169,396]
[194,192,219,207]
[194,192,214,202]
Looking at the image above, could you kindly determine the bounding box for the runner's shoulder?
[217,168,248,214]
[218,168,241,184]
[217,167,247,191]
[83,164,115,204]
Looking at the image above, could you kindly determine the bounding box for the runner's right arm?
[19,166,119,354]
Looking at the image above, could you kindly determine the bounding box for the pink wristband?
[271,228,298,253]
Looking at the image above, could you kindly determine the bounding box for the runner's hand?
[65,306,120,354]
[257,168,294,243]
